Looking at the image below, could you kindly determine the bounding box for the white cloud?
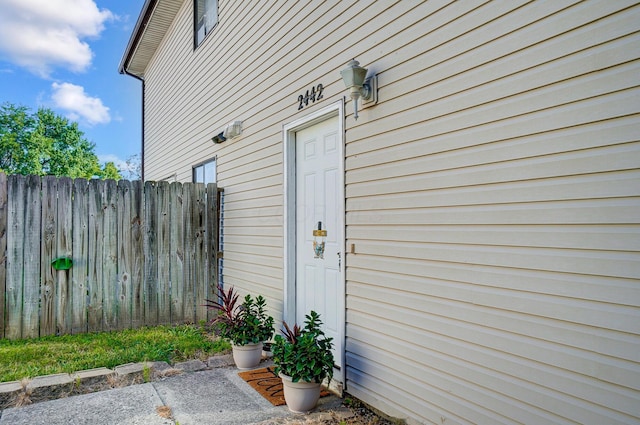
[51,82,110,125]
[98,154,127,169]
[0,0,113,77]
[99,153,141,180]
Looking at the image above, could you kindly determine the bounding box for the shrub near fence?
[0,173,219,340]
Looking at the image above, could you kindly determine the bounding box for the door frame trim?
[283,100,345,383]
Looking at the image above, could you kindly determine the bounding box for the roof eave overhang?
[118,0,182,79]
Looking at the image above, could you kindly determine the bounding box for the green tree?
[101,161,121,180]
[0,102,121,179]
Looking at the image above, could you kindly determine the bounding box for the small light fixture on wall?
[212,120,243,144]
[211,132,226,144]
[340,59,377,120]
[223,120,243,139]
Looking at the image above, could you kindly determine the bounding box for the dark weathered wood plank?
[182,183,196,324]
[102,179,118,331]
[0,173,7,339]
[130,180,144,328]
[144,181,158,326]
[169,182,184,324]
[71,179,89,334]
[193,183,207,323]
[55,177,73,335]
[156,181,171,325]
[206,184,219,321]
[117,180,133,330]
[87,179,104,332]
[5,175,25,339]
[40,176,57,336]
[23,175,42,338]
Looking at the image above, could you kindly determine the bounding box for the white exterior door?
[294,115,343,373]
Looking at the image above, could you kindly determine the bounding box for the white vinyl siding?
[142,0,355,321]
[343,1,640,424]
[135,0,640,423]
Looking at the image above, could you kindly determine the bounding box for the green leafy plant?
[205,284,274,346]
[272,311,334,383]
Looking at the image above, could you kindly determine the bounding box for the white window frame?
[195,0,218,47]
[193,157,217,184]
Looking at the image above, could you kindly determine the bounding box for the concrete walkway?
[0,363,344,425]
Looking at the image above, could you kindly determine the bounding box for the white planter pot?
[262,342,273,358]
[279,372,321,413]
[231,342,263,370]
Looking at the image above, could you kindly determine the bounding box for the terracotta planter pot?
[231,342,263,370]
[279,372,321,413]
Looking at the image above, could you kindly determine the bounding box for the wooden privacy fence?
[0,173,219,340]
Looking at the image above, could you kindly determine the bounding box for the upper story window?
[195,0,218,46]
[193,158,216,184]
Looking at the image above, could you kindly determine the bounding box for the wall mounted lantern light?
[340,59,377,120]
[212,120,243,144]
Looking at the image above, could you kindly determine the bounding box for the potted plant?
[272,311,334,413]
[205,284,274,369]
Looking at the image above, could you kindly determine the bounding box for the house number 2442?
[297,84,324,110]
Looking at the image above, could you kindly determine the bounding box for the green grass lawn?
[0,325,230,382]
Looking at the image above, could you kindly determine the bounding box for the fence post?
[0,173,6,339]
[144,180,158,326]
[22,175,42,338]
[56,177,73,336]
[40,176,58,336]
[194,183,207,323]
[87,179,105,333]
[130,180,144,328]
[182,183,195,323]
[169,181,184,325]
[5,175,25,339]
[102,179,118,331]
[206,183,219,321]
[71,178,89,334]
[156,181,171,325]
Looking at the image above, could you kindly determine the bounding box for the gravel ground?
[255,398,398,425]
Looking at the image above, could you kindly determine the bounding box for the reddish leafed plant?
[204,283,240,330]
[280,321,301,344]
[204,284,274,346]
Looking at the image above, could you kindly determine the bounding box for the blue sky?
[0,0,145,175]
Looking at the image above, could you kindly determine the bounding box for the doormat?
[237,367,330,406]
